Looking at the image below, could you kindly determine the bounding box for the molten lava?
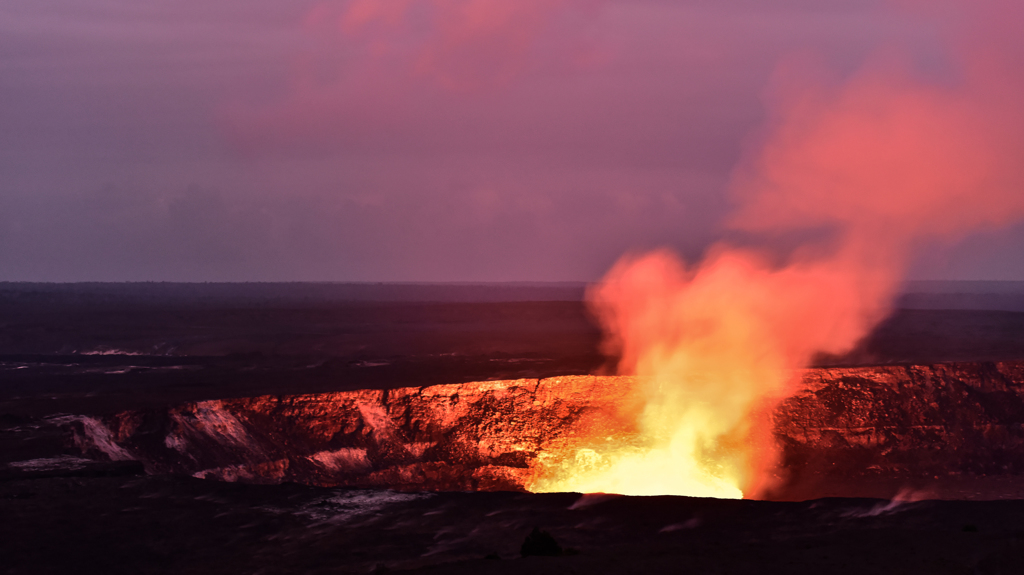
[536,2,1024,499]
[531,248,890,498]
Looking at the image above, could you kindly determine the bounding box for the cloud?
[220,1,897,165]
[2,0,1022,281]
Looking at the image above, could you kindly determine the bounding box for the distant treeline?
[0,281,1023,311]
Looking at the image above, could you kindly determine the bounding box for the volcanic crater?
[66,361,1024,500]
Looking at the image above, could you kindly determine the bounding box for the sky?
[2,0,1023,282]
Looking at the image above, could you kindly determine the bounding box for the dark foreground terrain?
[6,473,1024,575]
[3,282,1024,574]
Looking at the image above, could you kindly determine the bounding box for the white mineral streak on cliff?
[356,402,400,443]
[182,400,257,451]
[51,415,135,461]
[309,448,372,471]
[164,433,187,452]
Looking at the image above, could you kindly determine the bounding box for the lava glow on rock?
[533,0,1024,499]
[531,250,890,499]
[52,0,1024,501]
[63,363,1024,502]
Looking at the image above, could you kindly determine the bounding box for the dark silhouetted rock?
[521,527,562,557]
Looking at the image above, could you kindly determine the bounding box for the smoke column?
[541,0,1024,498]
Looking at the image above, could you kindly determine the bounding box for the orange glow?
[530,246,893,498]
[532,7,1024,499]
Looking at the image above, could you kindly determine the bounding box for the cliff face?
[68,362,1024,495]
[776,362,1024,478]
[78,376,642,492]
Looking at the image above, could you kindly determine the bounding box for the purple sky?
[2,0,1022,282]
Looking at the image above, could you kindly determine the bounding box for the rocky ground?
[6,472,1024,575]
[3,283,1024,574]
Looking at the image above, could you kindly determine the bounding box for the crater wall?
[67,362,1024,497]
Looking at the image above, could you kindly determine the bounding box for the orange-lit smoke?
[310,0,591,91]
[536,1,1024,499]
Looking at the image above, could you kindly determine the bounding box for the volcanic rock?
[65,362,1024,497]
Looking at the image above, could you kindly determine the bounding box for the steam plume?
[547,0,1024,498]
